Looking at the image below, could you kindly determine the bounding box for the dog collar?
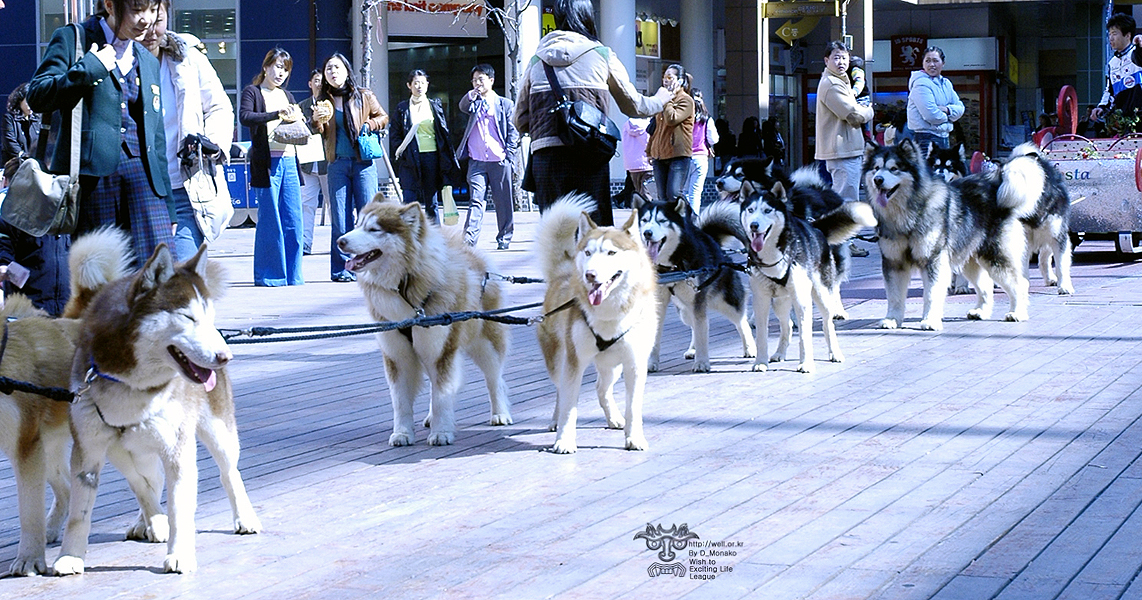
[88,361,125,385]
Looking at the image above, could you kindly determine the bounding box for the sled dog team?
[1,139,1072,575]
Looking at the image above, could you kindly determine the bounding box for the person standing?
[239,47,304,286]
[621,117,655,201]
[815,41,873,256]
[458,64,519,249]
[297,69,330,255]
[390,69,459,227]
[311,53,388,282]
[906,45,963,150]
[685,88,717,213]
[2,83,41,168]
[647,64,695,205]
[144,1,233,263]
[1092,13,1142,130]
[761,116,785,169]
[514,0,670,225]
[27,0,174,265]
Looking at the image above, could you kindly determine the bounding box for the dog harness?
[545,298,629,352]
[750,255,791,286]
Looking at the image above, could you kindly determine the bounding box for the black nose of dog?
[749,222,759,232]
[337,237,348,252]
[584,270,597,283]
[873,175,884,187]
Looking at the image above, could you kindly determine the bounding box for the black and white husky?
[863,139,1040,330]
[1008,142,1074,294]
[634,195,755,373]
[716,156,844,221]
[734,183,876,373]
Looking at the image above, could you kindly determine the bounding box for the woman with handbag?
[239,47,304,286]
[26,0,175,266]
[685,88,718,213]
[647,64,696,206]
[310,53,388,282]
[514,0,671,225]
[390,69,461,227]
[144,2,233,263]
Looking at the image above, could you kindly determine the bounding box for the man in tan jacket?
[815,40,874,255]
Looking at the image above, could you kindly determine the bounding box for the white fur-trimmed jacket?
[157,32,234,189]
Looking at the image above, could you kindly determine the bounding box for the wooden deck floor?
[3,208,1142,599]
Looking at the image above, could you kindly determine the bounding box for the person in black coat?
[2,83,41,168]
[390,69,461,225]
[0,220,70,316]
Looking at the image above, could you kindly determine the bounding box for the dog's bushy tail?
[697,200,749,248]
[63,227,133,318]
[0,293,48,320]
[537,194,596,281]
[814,202,878,245]
[789,165,830,190]
[998,142,1046,217]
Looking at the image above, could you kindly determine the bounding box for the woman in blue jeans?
[311,53,389,282]
[239,47,304,286]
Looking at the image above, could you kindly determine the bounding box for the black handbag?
[541,61,620,166]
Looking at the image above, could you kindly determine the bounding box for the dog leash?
[0,322,77,403]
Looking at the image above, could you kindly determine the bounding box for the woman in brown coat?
[310,53,388,282]
[647,64,696,204]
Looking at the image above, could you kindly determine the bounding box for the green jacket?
[26,17,171,202]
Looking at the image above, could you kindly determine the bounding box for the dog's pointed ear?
[673,196,691,219]
[864,140,880,162]
[955,142,967,162]
[760,156,774,177]
[899,138,919,160]
[621,208,639,238]
[771,181,787,200]
[134,243,176,298]
[398,201,424,230]
[741,179,756,198]
[182,241,210,279]
[631,192,646,211]
[576,211,597,242]
[372,191,395,205]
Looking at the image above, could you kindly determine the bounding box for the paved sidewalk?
[2,206,1142,599]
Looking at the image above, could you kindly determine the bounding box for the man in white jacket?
[815,42,873,204]
[145,1,234,262]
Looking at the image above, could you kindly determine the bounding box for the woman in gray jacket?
[906,46,964,150]
[514,0,670,225]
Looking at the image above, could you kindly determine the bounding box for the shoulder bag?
[358,125,385,161]
[178,134,233,243]
[541,60,620,166]
[4,23,83,237]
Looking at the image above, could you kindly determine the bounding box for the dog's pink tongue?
[345,256,361,272]
[646,241,660,262]
[588,284,605,306]
[750,234,765,254]
[203,370,217,392]
[876,190,889,207]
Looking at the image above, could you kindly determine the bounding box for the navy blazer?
[26,17,170,199]
[457,92,519,165]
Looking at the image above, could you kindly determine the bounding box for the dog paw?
[965,309,985,321]
[796,362,815,374]
[164,551,197,574]
[1058,284,1074,295]
[422,415,432,428]
[833,310,849,321]
[750,362,769,373]
[1004,312,1028,322]
[606,416,626,429]
[551,439,577,454]
[490,413,514,426]
[234,512,261,535]
[830,352,845,363]
[1046,276,1059,286]
[683,348,696,360]
[919,319,944,331]
[547,421,558,432]
[692,360,711,373]
[427,431,455,446]
[878,319,900,330]
[768,352,785,363]
[389,432,415,447]
[9,554,47,576]
[52,555,84,576]
[743,347,757,359]
[647,359,660,373]
[625,434,649,451]
[127,514,169,543]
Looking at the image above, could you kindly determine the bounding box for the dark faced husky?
[716,156,844,221]
[735,183,876,373]
[925,142,970,182]
[337,196,512,447]
[55,240,259,575]
[537,196,659,454]
[863,140,1038,330]
[633,195,755,373]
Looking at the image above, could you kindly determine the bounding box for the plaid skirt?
[79,151,174,267]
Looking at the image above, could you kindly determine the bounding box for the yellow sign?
[775,16,820,46]
[542,12,556,36]
[636,19,660,58]
[764,1,839,19]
